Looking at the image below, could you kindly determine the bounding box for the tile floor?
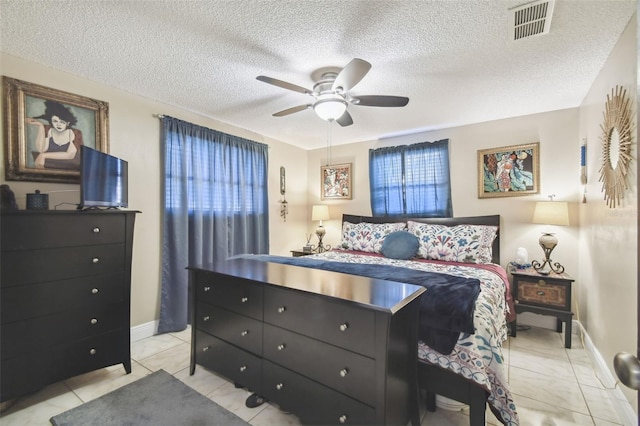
[0,325,631,426]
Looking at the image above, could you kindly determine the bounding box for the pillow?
[407,221,498,264]
[381,231,419,260]
[340,221,406,253]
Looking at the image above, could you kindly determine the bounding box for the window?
[369,139,452,217]
[164,123,267,216]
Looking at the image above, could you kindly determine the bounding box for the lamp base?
[312,225,331,253]
[532,232,565,274]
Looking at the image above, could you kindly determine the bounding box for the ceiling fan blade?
[273,104,311,117]
[257,76,312,95]
[335,110,353,127]
[351,95,409,107]
[332,58,372,92]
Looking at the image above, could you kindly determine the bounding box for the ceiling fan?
[256,58,409,127]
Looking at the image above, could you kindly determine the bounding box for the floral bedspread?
[309,250,519,425]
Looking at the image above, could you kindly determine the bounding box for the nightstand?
[510,268,575,348]
[290,250,314,257]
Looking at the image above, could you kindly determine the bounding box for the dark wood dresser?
[189,259,426,425]
[0,210,137,402]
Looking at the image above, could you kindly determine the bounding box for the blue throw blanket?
[235,254,480,354]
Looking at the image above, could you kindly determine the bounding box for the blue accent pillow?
[381,231,419,260]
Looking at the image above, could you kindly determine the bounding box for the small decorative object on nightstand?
[510,267,575,348]
[290,250,314,257]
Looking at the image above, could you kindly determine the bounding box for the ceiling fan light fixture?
[313,97,347,121]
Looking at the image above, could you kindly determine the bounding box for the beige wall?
[578,16,637,410]
[0,53,309,327]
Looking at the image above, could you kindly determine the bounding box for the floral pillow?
[340,221,406,253]
[407,221,498,264]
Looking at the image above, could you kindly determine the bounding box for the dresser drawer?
[52,330,128,383]
[516,278,569,310]
[195,273,263,320]
[1,351,52,401]
[1,214,126,250]
[1,244,125,287]
[1,302,125,359]
[263,360,375,425]
[263,323,375,405]
[264,288,375,357]
[1,273,124,323]
[195,330,262,392]
[196,302,263,355]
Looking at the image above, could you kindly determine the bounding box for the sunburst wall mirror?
[599,85,634,208]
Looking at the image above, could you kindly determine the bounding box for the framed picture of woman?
[477,142,540,198]
[3,77,109,183]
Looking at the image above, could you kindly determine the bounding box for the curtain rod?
[154,114,165,118]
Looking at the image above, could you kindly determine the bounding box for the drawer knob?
[90,318,98,325]
[89,348,97,355]
[92,257,100,264]
[276,383,284,390]
[202,346,210,352]
[239,365,247,372]
[241,330,249,337]
[277,306,286,313]
[91,288,99,294]
[241,297,248,303]
[203,315,210,321]
[203,286,211,292]
[277,344,286,351]
[538,280,546,286]
[537,291,545,296]
[339,323,349,332]
[93,227,100,233]
[339,368,349,377]
[339,414,347,424]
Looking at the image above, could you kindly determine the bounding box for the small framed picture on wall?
[321,163,352,200]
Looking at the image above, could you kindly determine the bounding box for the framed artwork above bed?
[477,142,539,198]
[321,163,352,200]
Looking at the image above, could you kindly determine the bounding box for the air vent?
[510,0,555,41]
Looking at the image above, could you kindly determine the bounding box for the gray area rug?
[50,369,249,426]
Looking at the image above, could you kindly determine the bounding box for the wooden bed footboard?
[418,361,488,426]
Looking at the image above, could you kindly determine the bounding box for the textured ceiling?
[0,0,635,149]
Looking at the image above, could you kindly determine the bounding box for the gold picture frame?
[3,77,109,183]
[321,163,352,200]
[478,142,540,198]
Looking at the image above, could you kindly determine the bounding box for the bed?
[331,214,518,426]
[238,214,518,425]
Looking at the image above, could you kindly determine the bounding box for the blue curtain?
[159,116,269,333]
[369,139,452,217]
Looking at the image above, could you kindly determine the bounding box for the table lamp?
[531,198,569,275]
[311,205,330,253]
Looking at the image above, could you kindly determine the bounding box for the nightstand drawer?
[515,279,569,310]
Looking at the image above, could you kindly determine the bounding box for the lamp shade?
[313,98,347,121]
[533,201,569,226]
[311,205,330,222]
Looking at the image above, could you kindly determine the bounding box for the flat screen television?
[80,146,128,209]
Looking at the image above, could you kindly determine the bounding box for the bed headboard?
[341,214,501,265]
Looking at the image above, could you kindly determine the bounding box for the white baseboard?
[130,320,158,342]
[576,320,637,426]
